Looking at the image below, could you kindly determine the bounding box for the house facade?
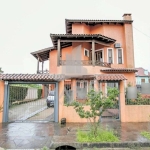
[30,14,137,122]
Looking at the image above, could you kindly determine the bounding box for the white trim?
[116,48,124,64]
[95,49,104,62]
[107,48,114,64]
[84,48,89,57]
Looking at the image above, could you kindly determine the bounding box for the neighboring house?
[30,13,137,122]
[135,67,150,85]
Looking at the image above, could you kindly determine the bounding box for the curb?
[50,141,150,149]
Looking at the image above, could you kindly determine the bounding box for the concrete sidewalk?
[0,120,150,149]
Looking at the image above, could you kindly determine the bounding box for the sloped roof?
[65,19,133,34]
[0,74,64,81]
[30,47,54,62]
[96,74,127,81]
[50,34,116,49]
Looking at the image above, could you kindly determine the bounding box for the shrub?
[9,86,28,103]
[67,87,119,138]
[126,92,150,105]
[37,89,42,99]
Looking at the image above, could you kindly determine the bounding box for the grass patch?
[141,131,150,140]
[77,127,119,142]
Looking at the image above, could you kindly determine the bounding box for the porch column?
[92,40,95,66]
[42,61,44,73]
[37,57,39,74]
[94,79,99,91]
[0,81,4,123]
[57,39,61,66]
[71,79,76,101]
[58,80,64,122]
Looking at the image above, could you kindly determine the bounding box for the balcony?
[59,60,111,68]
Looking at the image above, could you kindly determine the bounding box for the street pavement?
[0,120,150,149]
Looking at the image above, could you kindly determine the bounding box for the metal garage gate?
[3,82,59,123]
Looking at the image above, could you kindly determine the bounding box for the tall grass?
[77,126,119,142]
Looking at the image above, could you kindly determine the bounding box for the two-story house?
[31,14,137,122]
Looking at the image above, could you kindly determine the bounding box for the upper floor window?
[107,48,113,64]
[117,48,123,64]
[95,50,104,62]
[84,49,89,57]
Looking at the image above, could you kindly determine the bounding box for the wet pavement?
[0,120,150,149]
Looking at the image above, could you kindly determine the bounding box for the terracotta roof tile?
[0,74,65,81]
[96,74,127,81]
[101,68,138,73]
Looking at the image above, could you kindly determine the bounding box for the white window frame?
[95,49,104,62]
[107,48,114,64]
[77,80,88,91]
[116,48,124,64]
[84,48,89,57]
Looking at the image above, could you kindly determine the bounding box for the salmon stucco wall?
[72,23,90,34]
[122,105,150,122]
[58,80,99,123]
[49,50,57,74]
[119,79,150,122]
[0,81,4,123]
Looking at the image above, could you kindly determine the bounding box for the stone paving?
[0,120,150,149]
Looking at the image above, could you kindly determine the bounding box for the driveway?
[8,98,54,122]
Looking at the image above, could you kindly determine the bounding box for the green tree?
[67,87,119,138]
[0,67,4,74]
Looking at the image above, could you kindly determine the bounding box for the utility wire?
[133,26,150,39]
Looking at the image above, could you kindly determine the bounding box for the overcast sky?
[0,0,150,73]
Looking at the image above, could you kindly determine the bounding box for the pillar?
[42,61,44,73]
[92,40,95,66]
[94,79,99,91]
[37,57,39,73]
[71,79,76,101]
[57,39,60,66]
[0,81,4,123]
[119,80,126,122]
[58,80,64,122]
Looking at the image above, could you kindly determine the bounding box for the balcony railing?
[59,60,111,68]
[37,69,49,74]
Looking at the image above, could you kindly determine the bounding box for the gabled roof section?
[50,34,116,49]
[96,74,127,81]
[65,19,133,34]
[30,47,54,62]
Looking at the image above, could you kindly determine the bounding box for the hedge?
[37,89,42,99]
[9,86,28,103]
